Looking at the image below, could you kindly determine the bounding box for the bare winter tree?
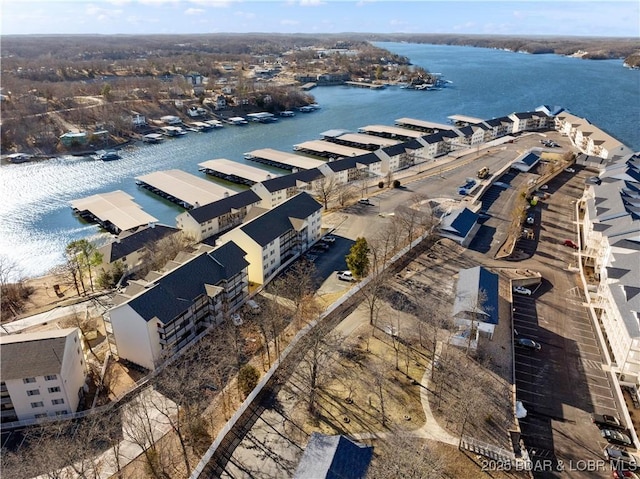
[366,427,446,479]
[298,329,343,415]
[313,174,340,210]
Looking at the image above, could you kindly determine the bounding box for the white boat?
[96,150,120,161]
[143,133,164,143]
[205,119,224,128]
[299,106,315,113]
[279,110,295,117]
[228,116,248,125]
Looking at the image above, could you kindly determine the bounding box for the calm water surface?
[1,43,638,279]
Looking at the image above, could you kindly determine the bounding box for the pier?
[345,81,386,90]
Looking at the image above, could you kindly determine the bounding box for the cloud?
[185,7,205,14]
[85,4,123,22]
[189,0,236,6]
[280,19,300,25]
[286,0,325,6]
[235,10,256,19]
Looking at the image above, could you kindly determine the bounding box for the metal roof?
[332,133,401,148]
[70,190,158,232]
[245,148,325,170]
[199,158,281,185]
[448,114,485,124]
[135,169,237,209]
[294,140,369,158]
[395,117,455,131]
[357,124,424,139]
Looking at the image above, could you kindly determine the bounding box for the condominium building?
[1,328,87,423]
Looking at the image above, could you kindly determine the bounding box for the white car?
[564,167,575,173]
[513,286,532,296]
[337,270,355,282]
[540,184,549,190]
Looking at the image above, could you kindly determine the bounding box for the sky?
[1,0,639,37]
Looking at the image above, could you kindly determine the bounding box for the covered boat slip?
[244,148,326,171]
[293,140,369,159]
[70,190,158,234]
[357,124,426,140]
[325,132,401,150]
[135,169,237,209]
[395,117,455,133]
[447,114,485,126]
[198,158,281,186]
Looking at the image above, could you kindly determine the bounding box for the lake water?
[1,43,638,279]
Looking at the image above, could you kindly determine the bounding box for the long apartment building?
[580,152,640,392]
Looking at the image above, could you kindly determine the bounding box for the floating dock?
[344,81,386,90]
[244,148,326,171]
[135,169,237,209]
[323,132,401,150]
[70,190,158,235]
[293,140,370,159]
[198,158,281,186]
[357,124,426,141]
[395,117,456,133]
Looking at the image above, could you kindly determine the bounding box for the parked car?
[605,447,637,466]
[358,198,373,206]
[322,235,336,243]
[563,239,579,249]
[244,299,261,314]
[592,414,624,430]
[613,469,639,479]
[540,184,549,190]
[312,243,330,251]
[602,429,633,447]
[564,167,575,173]
[337,270,356,282]
[515,338,541,351]
[525,215,535,225]
[513,286,532,296]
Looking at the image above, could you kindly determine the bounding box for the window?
[23,377,36,384]
[35,413,48,419]
[51,398,64,405]
[48,387,61,393]
[55,410,68,416]
[44,375,57,381]
[30,402,44,408]
[26,389,40,396]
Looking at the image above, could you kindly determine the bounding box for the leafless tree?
[0,254,31,318]
[299,329,343,415]
[313,174,340,210]
[366,427,446,479]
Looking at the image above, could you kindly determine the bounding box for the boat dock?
[293,140,369,159]
[344,81,385,90]
[244,148,326,171]
[358,124,426,141]
[322,132,401,150]
[70,190,158,235]
[135,169,237,209]
[395,117,455,134]
[198,159,281,186]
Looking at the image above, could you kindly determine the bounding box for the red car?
[564,239,579,249]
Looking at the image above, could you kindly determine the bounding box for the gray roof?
[127,242,248,324]
[239,192,322,247]
[188,189,261,223]
[101,224,179,263]
[294,433,373,479]
[1,328,78,380]
[453,266,499,325]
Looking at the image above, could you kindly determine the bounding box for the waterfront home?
[106,242,250,370]
[509,111,552,133]
[217,192,322,285]
[59,131,88,147]
[176,189,262,242]
[0,328,87,424]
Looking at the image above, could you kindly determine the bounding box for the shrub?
[393,179,401,188]
[238,364,260,398]
[378,181,385,189]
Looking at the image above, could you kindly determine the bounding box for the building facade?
[1,328,87,423]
